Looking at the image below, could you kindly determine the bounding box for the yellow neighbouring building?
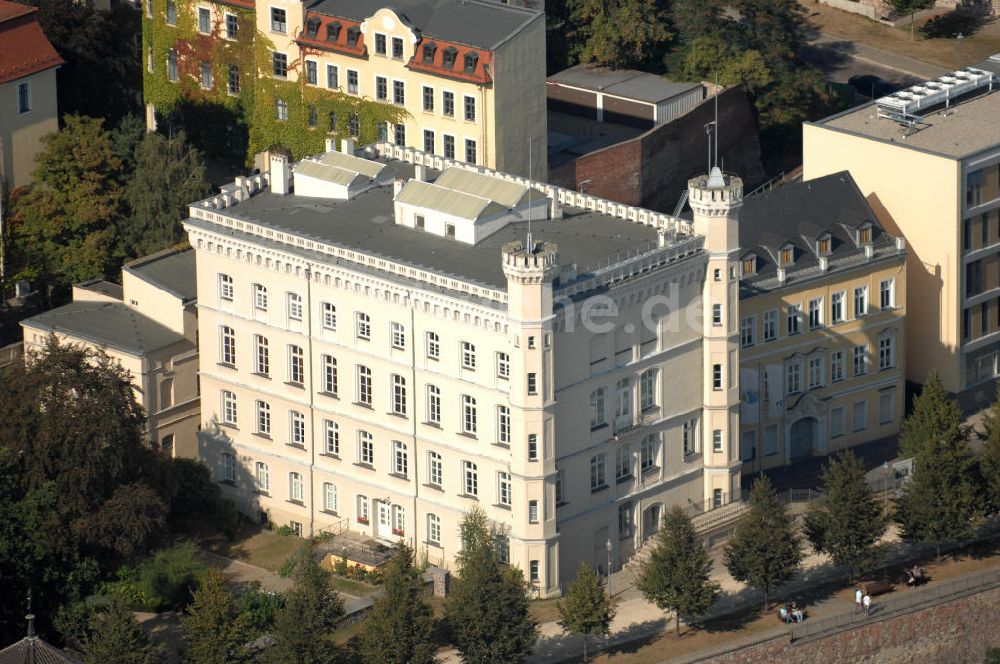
[803,56,1000,402]
[736,172,907,472]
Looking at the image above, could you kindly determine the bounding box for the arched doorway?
[789,417,818,460]
[642,503,662,540]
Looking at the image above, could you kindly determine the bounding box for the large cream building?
[184,142,742,592]
[804,58,1000,399]
[0,0,62,190]
[20,248,201,458]
[737,173,907,471]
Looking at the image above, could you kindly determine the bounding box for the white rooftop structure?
[875,66,997,122]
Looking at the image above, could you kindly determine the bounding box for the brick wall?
[704,585,1000,664]
[549,86,766,213]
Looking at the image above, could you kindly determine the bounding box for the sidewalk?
[201,551,293,594]
[808,33,948,79]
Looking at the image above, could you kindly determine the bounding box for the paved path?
[806,32,948,80]
[201,551,293,593]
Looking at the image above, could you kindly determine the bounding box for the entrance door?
[789,417,818,460]
[377,502,392,541]
[643,504,662,539]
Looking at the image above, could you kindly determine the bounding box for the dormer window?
[857,224,873,245]
[817,234,832,256]
[326,22,341,42]
[779,246,794,267]
[741,255,756,277]
[442,47,457,69]
[422,42,436,64]
[464,52,479,74]
[346,26,360,47]
[305,17,320,38]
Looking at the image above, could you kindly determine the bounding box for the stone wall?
[702,584,1000,664]
[549,86,765,213]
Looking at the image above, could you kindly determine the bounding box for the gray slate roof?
[738,171,901,296]
[308,0,541,50]
[123,248,197,302]
[199,184,658,290]
[0,636,82,664]
[548,64,702,104]
[22,301,188,356]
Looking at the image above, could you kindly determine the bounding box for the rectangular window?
[225,12,238,38]
[590,454,606,490]
[255,462,269,492]
[288,345,304,385]
[221,390,237,425]
[713,489,724,509]
[787,303,802,335]
[555,469,565,503]
[808,356,823,389]
[831,292,845,323]
[254,335,269,375]
[227,65,240,95]
[270,7,286,33]
[590,388,606,428]
[197,6,210,32]
[306,60,317,85]
[374,33,386,55]
[218,273,234,301]
[166,49,178,81]
[740,316,756,347]
[423,85,434,112]
[530,560,540,582]
[394,123,405,147]
[428,514,441,544]
[462,395,477,434]
[321,355,338,395]
[347,70,359,95]
[358,495,369,523]
[463,461,478,496]
[465,139,477,165]
[618,502,633,538]
[528,500,539,523]
[464,95,476,121]
[853,345,868,376]
[712,429,723,453]
[528,434,538,461]
[222,453,235,482]
[683,419,696,456]
[289,411,305,446]
[712,303,722,326]
[830,407,845,437]
[275,99,288,120]
[357,365,372,406]
[498,471,512,506]
[879,391,895,425]
[272,52,287,78]
[443,134,455,159]
[376,76,388,101]
[219,326,236,366]
[786,361,801,395]
[461,342,476,370]
[640,435,658,471]
[166,0,176,24]
[426,332,440,359]
[496,352,510,380]
[392,374,407,415]
[359,431,374,465]
[390,322,406,350]
[321,302,336,330]
[831,350,845,382]
[356,313,371,340]
[713,364,722,390]
[324,420,339,455]
[256,400,270,435]
[288,472,303,502]
[323,483,337,512]
[640,369,657,410]
[325,64,339,89]
[852,400,867,432]
[426,385,441,424]
[199,61,214,89]
[428,451,442,486]
[497,406,511,444]
[287,293,302,321]
[393,80,405,105]
[616,443,632,480]
[854,285,868,318]
[392,36,404,59]
[443,91,455,117]
[808,298,823,329]
[763,309,777,342]
[393,441,408,476]
[879,334,895,370]
[880,279,895,309]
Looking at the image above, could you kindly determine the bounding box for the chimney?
[325,137,336,153]
[414,163,427,182]
[864,244,874,260]
[549,197,563,220]
[818,256,829,272]
[270,153,290,196]
[895,236,906,251]
[393,178,405,198]
[776,268,786,285]
[341,138,356,155]
[657,228,667,248]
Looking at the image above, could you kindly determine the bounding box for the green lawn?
[207,530,305,574]
[331,576,379,597]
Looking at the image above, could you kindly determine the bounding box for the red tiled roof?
[0,1,64,86]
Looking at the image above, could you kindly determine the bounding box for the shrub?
[136,541,206,610]
[334,556,348,577]
[277,544,313,578]
[274,525,296,537]
[236,582,286,636]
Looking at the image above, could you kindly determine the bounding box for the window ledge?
[284,381,305,390]
[590,484,609,494]
[389,472,409,481]
[616,475,633,484]
[493,441,511,450]
[423,483,443,492]
[287,499,304,506]
[251,372,271,380]
[493,503,512,511]
[460,494,479,501]
[556,500,569,508]
[353,462,374,471]
[424,540,443,549]
[219,422,238,431]
[320,509,339,517]
[457,432,478,440]
[252,432,272,441]
[642,466,660,477]
[387,412,408,419]
[354,402,374,410]
[255,490,269,497]
[590,423,608,433]
[286,443,306,450]
[217,362,237,370]
[319,453,340,460]
[220,479,237,487]
[423,421,441,429]
[319,391,339,400]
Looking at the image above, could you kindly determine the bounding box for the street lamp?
[606,539,613,599]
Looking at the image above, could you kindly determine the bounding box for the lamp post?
[606,539,613,599]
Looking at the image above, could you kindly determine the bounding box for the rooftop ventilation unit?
[875,66,995,123]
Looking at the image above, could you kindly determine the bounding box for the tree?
[445,507,538,664]
[182,568,253,664]
[724,476,802,610]
[270,555,344,664]
[978,383,1000,514]
[123,131,211,259]
[636,506,719,636]
[357,544,437,664]
[567,0,672,69]
[899,372,964,459]
[82,601,164,664]
[10,115,125,290]
[895,425,981,559]
[558,562,615,662]
[804,451,887,581]
[888,0,936,40]
[732,0,806,60]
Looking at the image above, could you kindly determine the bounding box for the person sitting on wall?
[791,601,805,623]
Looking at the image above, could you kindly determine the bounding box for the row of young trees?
[2,115,211,301]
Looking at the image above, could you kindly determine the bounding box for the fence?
[0,341,22,368]
[790,566,1000,641]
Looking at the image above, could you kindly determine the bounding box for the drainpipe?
[305,266,316,537]
[409,297,420,555]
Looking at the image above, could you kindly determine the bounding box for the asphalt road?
[802,36,924,91]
